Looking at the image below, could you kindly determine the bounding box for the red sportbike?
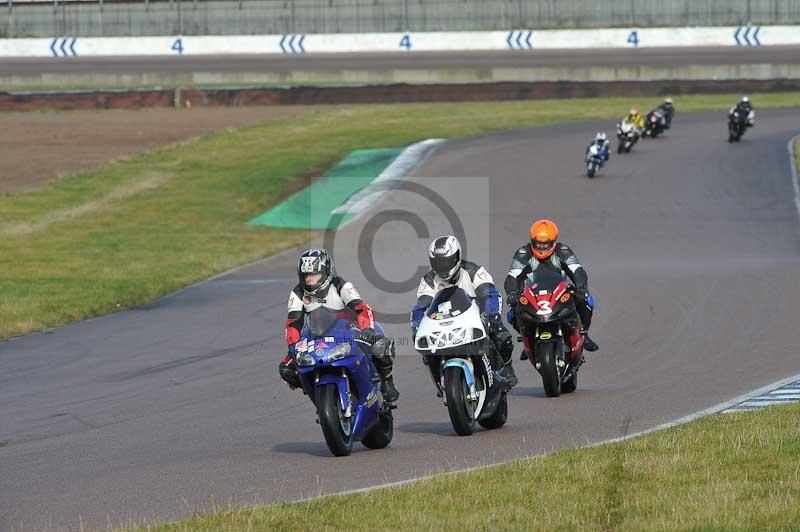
[514,269,584,397]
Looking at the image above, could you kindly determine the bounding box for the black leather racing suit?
[503,242,594,332]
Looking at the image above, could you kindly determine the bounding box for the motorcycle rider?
[586,132,610,163]
[410,235,518,387]
[659,97,675,127]
[730,96,755,127]
[623,107,645,130]
[504,219,599,360]
[279,248,400,402]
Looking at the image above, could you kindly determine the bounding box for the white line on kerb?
[788,134,800,225]
[331,138,446,222]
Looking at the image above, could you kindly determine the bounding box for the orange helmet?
[529,219,559,260]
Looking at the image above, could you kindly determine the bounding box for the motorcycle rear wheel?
[317,384,353,456]
[361,407,394,450]
[444,366,476,436]
[478,392,508,430]
[536,342,561,398]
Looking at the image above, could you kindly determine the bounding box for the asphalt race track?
[3,46,800,76]
[2,109,800,531]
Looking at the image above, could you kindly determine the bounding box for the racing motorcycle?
[728,109,751,143]
[512,269,585,397]
[415,286,510,436]
[291,307,394,456]
[586,143,607,178]
[643,108,667,138]
[616,121,640,154]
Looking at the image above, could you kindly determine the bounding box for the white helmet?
[428,235,461,283]
[742,96,750,103]
[665,96,673,104]
[595,131,607,143]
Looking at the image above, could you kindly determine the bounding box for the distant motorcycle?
[415,286,510,436]
[512,269,585,397]
[292,308,394,456]
[728,110,751,143]
[586,144,607,178]
[643,108,667,138]
[616,121,640,154]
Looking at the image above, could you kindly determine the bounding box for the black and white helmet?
[428,236,462,283]
[741,96,750,104]
[595,131,607,143]
[298,248,334,296]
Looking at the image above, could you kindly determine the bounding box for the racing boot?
[495,331,518,388]
[373,338,400,402]
[582,330,599,352]
[500,361,518,388]
[380,374,400,403]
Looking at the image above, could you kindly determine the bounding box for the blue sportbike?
[290,307,394,456]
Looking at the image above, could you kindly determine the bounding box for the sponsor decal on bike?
[560,293,571,303]
[365,391,379,408]
[540,331,552,340]
[482,353,494,387]
[519,296,529,305]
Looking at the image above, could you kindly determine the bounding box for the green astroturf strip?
[248,147,404,229]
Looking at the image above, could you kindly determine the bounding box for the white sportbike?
[415,287,510,436]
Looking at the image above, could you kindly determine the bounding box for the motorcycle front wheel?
[317,384,353,456]
[444,366,476,436]
[536,342,561,398]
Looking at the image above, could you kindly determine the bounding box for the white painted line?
[789,134,800,226]
[331,138,446,221]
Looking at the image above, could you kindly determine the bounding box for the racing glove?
[506,290,519,308]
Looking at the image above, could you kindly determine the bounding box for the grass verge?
[136,403,800,531]
[2,92,800,340]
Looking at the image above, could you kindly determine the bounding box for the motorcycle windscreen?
[425,286,473,321]
[524,268,567,293]
[304,307,341,337]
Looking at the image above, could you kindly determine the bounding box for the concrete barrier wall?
[3,25,799,58]
[3,0,800,38]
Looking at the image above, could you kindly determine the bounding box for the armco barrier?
[2,26,800,58]
[5,79,800,112]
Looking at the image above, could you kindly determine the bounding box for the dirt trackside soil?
[0,106,318,195]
